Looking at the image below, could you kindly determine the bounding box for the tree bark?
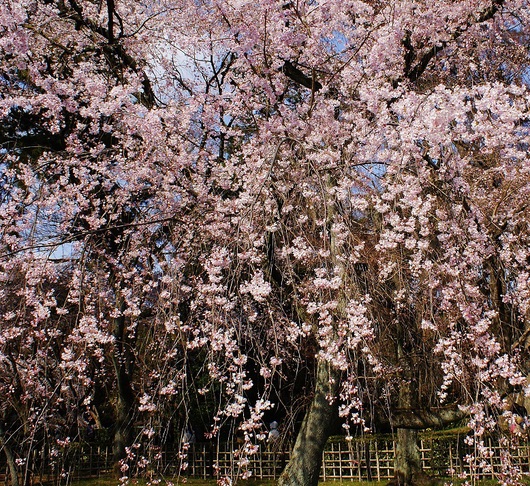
[278,359,340,486]
[391,317,423,486]
[392,406,467,429]
[112,389,135,473]
[0,423,19,486]
[111,308,136,474]
[391,375,422,486]
[393,427,421,486]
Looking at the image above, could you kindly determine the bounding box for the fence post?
[375,441,381,481]
[356,441,361,481]
[449,443,453,478]
[489,437,495,479]
[258,447,262,479]
[322,448,326,481]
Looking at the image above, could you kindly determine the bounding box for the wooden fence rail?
[2,436,530,484]
[174,438,530,481]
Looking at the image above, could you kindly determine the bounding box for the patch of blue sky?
[47,240,76,261]
[321,30,349,56]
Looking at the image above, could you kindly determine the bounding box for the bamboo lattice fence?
[2,436,530,483]
[167,437,530,481]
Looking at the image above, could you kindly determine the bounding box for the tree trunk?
[278,359,340,486]
[391,319,423,486]
[0,424,19,486]
[112,310,136,474]
[112,390,135,473]
[392,389,423,486]
[394,428,421,486]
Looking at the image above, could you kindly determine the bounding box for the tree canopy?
[1,1,530,485]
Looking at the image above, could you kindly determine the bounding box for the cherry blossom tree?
[0,0,179,477]
[1,1,530,486]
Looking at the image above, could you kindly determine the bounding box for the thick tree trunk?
[391,404,466,485]
[391,319,423,486]
[0,424,19,486]
[394,428,421,486]
[112,390,135,472]
[392,395,423,486]
[112,310,136,474]
[278,359,340,486]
